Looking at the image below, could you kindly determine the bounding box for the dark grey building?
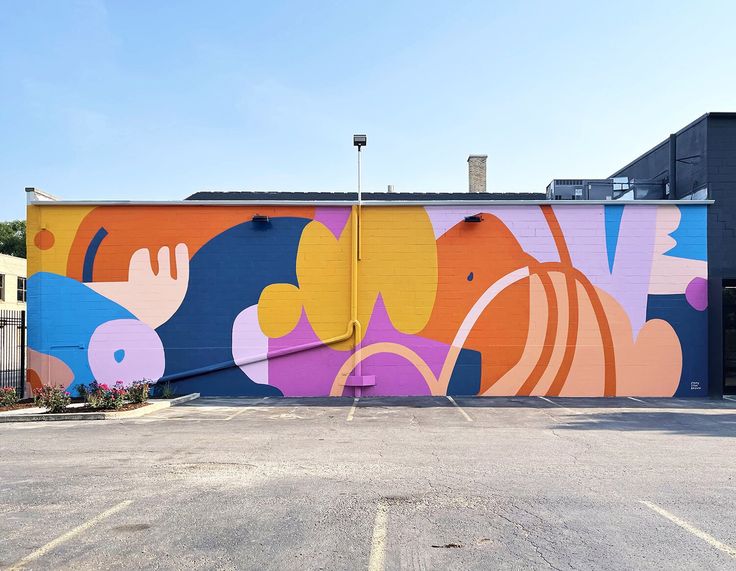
[610,112,736,396]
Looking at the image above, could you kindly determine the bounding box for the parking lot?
[2,396,736,570]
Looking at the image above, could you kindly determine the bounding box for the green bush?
[161,381,175,399]
[0,387,19,407]
[33,385,71,413]
[128,380,150,404]
[76,384,89,401]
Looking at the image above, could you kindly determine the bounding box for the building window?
[0,274,4,301]
[17,277,26,303]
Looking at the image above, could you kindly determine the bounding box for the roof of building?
[610,112,736,178]
[185,191,547,201]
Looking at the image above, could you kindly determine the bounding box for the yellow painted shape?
[257,283,303,338]
[296,220,352,349]
[257,208,438,349]
[358,207,437,335]
[27,205,95,278]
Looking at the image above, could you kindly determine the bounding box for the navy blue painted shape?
[646,294,708,396]
[156,217,311,396]
[82,227,108,282]
[164,367,284,397]
[446,348,482,396]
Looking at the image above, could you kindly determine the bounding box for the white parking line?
[224,397,270,420]
[724,396,736,403]
[537,396,580,414]
[368,501,388,571]
[347,397,359,421]
[627,397,650,405]
[7,500,132,570]
[446,396,473,422]
[640,500,736,559]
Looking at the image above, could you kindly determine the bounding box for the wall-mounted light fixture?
[252,214,270,223]
[464,214,483,223]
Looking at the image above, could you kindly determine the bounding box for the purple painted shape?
[685,277,708,311]
[268,297,452,396]
[425,206,560,263]
[268,311,347,396]
[314,207,351,239]
[553,205,658,336]
[88,319,165,386]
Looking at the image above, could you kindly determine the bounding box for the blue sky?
[1,0,735,220]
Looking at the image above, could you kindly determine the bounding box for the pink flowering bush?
[127,380,150,404]
[33,385,71,413]
[0,387,19,407]
[87,381,128,410]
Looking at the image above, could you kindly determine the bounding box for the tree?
[0,220,26,258]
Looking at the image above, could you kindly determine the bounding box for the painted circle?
[34,229,55,250]
[88,319,165,385]
[685,277,708,311]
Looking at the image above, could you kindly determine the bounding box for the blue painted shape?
[156,217,311,396]
[467,272,474,281]
[82,227,109,282]
[646,293,708,396]
[114,349,125,363]
[664,205,707,261]
[604,205,625,273]
[27,272,135,389]
[446,348,482,396]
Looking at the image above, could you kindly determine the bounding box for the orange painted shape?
[66,205,315,282]
[33,229,55,250]
[421,213,533,391]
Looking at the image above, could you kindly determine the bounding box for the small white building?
[0,253,27,310]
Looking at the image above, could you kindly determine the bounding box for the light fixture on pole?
[353,134,366,261]
[353,134,366,203]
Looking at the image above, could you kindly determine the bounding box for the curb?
[0,393,200,423]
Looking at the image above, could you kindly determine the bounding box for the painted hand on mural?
[87,244,189,329]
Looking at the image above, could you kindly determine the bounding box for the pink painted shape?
[685,277,708,311]
[553,205,658,337]
[232,305,269,384]
[87,319,165,386]
[28,348,75,387]
[314,207,351,239]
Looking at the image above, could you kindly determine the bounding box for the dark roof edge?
[609,112,736,178]
[185,191,546,201]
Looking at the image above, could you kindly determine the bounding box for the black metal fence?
[0,310,26,398]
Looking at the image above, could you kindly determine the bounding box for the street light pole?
[353,134,366,260]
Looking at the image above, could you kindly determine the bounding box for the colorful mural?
[26,202,708,397]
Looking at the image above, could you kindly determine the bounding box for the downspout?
[351,203,363,394]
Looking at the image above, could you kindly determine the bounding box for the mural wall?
[26,202,708,397]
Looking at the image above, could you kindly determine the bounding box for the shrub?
[76,383,89,401]
[88,382,128,410]
[128,380,150,404]
[34,385,71,413]
[161,381,175,399]
[0,387,19,407]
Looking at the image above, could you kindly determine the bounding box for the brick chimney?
[468,155,487,193]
